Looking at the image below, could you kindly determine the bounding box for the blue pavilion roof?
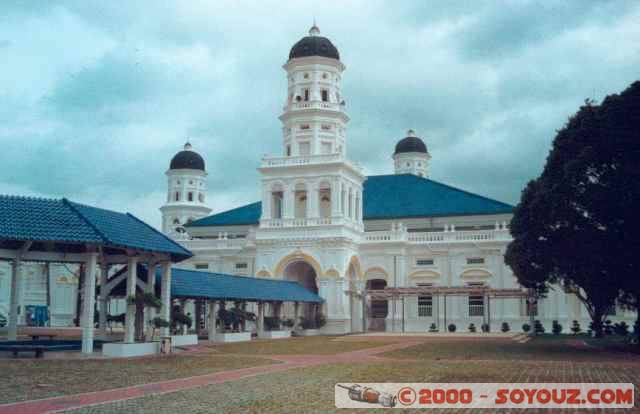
[105,265,322,303]
[0,195,192,261]
[187,174,513,227]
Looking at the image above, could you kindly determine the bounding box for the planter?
[211,332,252,343]
[294,329,320,337]
[170,334,198,347]
[102,341,159,358]
[258,330,291,339]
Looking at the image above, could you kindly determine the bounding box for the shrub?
[264,317,281,331]
[613,321,629,336]
[448,323,456,333]
[282,318,295,328]
[571,320,581,335]
[522,323,531,333]
[171,311,193,334]
[634,319,640,339]
[0,313,6,328]
[481,323,490,333]
[150,317,170,339]
[501,322,510,333]
[428,323,438,333]
[534,320,545,334]
[468,323,476,333]
[552,320,562,335]
[604,320,614,335]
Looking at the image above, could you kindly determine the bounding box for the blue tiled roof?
[165,268,323,303]
[187,174,513,227]
[0,195,192,261]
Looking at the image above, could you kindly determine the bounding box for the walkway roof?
[0,195,192,262]
[107,265,323,303]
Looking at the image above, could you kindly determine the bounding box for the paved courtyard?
[1,335,638,413]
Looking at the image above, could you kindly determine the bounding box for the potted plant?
[428,323,438,333]
[127,292,162,342]
[448,323,456,333]
[501,322,510,333]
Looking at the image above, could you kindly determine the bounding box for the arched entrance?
[366,279,388,331]
[283,261,318,320]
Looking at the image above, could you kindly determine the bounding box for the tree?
[506,81,640,338]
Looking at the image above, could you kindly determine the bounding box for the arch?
[274,251,323,278]
[345,255,363,279]
[324,269,340,278]
[256,269,271,278]
[460,268,492,281]
[364,267,389,281]
[408,270,441,279]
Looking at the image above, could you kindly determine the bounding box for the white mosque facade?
[0,26,635,334]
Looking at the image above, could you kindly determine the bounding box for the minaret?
[280,24,349,157]
[393,129,431,177]
[258,24,364,230]
[160,142,211,237]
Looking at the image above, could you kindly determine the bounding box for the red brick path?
[0,340,422,414]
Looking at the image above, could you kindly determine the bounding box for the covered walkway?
[0,195,192,354]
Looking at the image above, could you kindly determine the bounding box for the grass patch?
[213,335,401,355]
[0,351,273,405]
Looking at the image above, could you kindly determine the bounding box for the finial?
[309,20,320,36]
[184,142,192,151]
[407,129,416,137]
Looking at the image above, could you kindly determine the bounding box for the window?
[416,259,434,266]
[303,72,309,79]
[173,218,180,225]
[322,72,328,79]
[299,142,310,155]
[286,145,291,156]
[175,192,180,201]
[321,124,331,131]
[417,283,433,317]
[235,263,248,270]
[272,191,283,219]
[321,89,328,102]
[469,295,484,316]
[467,257,485,265]
[524,298,538,317]
[300,124,310,130]
[304,89,310,101]
[194,263,209,270]
[188,192,194,202]
[198,193,204,203]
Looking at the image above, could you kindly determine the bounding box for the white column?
[261,187,271,221]
[160,261,172,337]
[308,185,319,219]
[145,262,157,340]
[283,187,294,219]
[8,259,22,341]
[293,302,300,331]
[98,261,109,337]
[331,180,341,217]
[81,252,98,354]
[124,256,138,343]
[257,302,265,335]
[207,300,218,339]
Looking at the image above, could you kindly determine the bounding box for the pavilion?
[0,195,192,354]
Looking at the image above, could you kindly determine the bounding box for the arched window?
[321,89,328,102]
[304,89,310,101]
[175,192,180,201]
[198,193,204,203]
[188,192,194,202]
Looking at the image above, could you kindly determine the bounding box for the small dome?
[289,24,340,61]
[394,130,428,155]
[170,142,205,171]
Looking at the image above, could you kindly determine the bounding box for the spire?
[309,20,320,36]
[407,129,416,137]
[184,141,192,151]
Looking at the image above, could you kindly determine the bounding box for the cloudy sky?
[2,1,639,228]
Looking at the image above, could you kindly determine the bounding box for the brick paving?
[2,336,639,413]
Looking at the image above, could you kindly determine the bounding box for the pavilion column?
[160,261,172,337]
[124,256,138,343]
[81,252,98,354]
[145,262,157,340]
[293,302,300,331]
[257,302,265,335]
[8,259,22,341]
[207,300,218,339]
[98,261,109,337]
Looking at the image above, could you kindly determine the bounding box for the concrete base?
[321,319,351,334]
[211,332,252,343]
[102,342,159,358]
[294,329,320,337]
[258,330,291,339]
[170,334,198,347]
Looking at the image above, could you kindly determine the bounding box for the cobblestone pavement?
[2,336,639,414]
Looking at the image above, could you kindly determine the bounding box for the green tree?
[506,81,640,338]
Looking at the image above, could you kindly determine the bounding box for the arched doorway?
[366,279,388,331]
[283,261,318,320]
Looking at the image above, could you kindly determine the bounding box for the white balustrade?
[363,228,511,245]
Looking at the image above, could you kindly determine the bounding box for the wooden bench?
[8,346,46,358]
[30,334,57,341]
[0,342,80,358]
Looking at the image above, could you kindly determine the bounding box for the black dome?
[394,131,428,155]
[289,26,339,60]
[170,143,205,171]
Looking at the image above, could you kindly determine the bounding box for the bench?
[8,346,46,358]
[30,334,57,341]
[0,341,82,358]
